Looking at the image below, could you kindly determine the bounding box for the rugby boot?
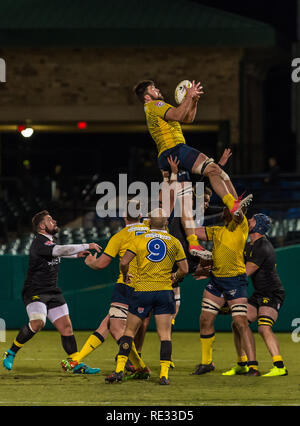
[262,366,288,377]
[222,364,249,376]
[245,367,261,376]
[124,366,151,381]
[189,244,212,261]
[105,371,124,384]
[159,376,170,386]
[3,350,16,371]
[230,194,253,217]
[191,362,215,375]
[61,358,100,374]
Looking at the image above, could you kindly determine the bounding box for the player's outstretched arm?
[85,252,112,270]
[165,81,203,123]
[52,242,101,257]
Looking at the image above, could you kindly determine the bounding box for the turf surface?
[0,331,299,406]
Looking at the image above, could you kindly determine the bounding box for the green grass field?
[0,330,299,406]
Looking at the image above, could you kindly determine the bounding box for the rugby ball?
[175,80,192,105]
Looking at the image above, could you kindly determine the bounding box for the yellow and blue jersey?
[205,217,249,278]
[127,229,186,292]
[103,223,149,287]
[144,100,186,158]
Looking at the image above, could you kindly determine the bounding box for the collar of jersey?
[38,232,53,241]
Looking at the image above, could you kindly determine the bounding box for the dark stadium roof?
[0,0,278,47]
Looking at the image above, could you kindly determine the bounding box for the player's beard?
[148,94,164,101]
[45,225,59,236]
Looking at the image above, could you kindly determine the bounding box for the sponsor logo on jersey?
[155,101,165,107]
[44,240,55,246]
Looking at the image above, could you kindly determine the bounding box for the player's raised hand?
[186,80,204,101]
[218,148,233,167]
[167,155,180,174]
[88,242,102,252]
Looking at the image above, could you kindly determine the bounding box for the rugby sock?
[200,333,215,365]
[237,355,248,367]
[186,234,200,248]
[61,334,78,356]
[272,355,284,369]
[247,361,259,370]
[160,340,172,379]
[71,332,105,362]
[10,324,36,354]
[116,336,133,373]
[128,341,146,370]
[222,193,235,211]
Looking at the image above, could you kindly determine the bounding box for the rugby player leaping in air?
[134,80,253,259]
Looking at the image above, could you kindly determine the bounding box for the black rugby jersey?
[244,237,283,293]
[23,233,61,296]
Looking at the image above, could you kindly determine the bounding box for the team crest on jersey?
[138,307,144,313]
[44,240,55,246]
[155,101,165,107]
[263,297,270,304]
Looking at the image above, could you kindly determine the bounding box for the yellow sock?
[71,333,103,362]
[222,193,236,211]
[171,318,175,326]
[272,355,282,363]
[238,355,248,364]
[186,234,199,246]
[116,355,128,373]
[200,335,215,365]
[160,360,171,379]
[128,342,146,370]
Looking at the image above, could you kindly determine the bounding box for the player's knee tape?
[257,315,275,328]
[28,313,46,326]
[193,158,215,176]
[220,169,230,181]
[174,295,181,307]
[109,304,128,320]
[231,304,248,317]
[201,298,222,314]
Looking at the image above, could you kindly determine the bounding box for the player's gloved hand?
[88,243,102,252]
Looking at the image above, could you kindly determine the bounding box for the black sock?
[160,340,172,361]
[93,331,105,343]
[61,335,78,356]
[274,360,284,368]
[10,325,36,354]
[118,336,133,357]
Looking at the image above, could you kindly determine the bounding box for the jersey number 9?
[147,238,167,262]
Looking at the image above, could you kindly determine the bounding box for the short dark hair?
[133,80,154,103]
[32,210,49,232]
